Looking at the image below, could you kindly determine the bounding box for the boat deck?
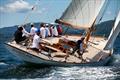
[7,35,111,63]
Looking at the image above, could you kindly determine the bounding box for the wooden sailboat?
[5,0,120,66]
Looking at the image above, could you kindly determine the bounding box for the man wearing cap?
[30,23,37,36]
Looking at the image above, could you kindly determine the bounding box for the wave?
[108,54,120,66]
[45,66,119,80]
[0,62,8,66]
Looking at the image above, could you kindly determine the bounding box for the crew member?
[72,37,85,57]
[14,26,26,44]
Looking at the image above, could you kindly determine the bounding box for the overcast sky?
[0,0,119,28]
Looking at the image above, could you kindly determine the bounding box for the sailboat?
[5,0,120,66]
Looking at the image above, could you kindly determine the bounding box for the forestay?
[59,0,105,29]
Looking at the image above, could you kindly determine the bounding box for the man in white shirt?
[22,27,30,37]
[53,26,58,37]
[31,29,41,52]
[40,23,46,38]
[30,23,37,36]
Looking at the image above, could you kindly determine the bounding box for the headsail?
[56,0,105,29]
[104,11,120,50]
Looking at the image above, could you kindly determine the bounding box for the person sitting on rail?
[14,26,27,44]
[21,25,30,37]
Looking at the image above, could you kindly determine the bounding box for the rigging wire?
[91,0,110,43]
[108,0,119,37]
[86,0,97,45]
[22,0,40,26]
[90,0,97,43]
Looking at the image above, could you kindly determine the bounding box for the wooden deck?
[7,35,111,64]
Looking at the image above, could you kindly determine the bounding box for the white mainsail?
[58,0,105,29]
[104,11,120,50]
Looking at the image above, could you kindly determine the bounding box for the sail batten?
[59,0,105,29]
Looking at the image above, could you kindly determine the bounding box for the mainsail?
[56,0,105,29]
[104,11,120,50]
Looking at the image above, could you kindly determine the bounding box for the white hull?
[5,42,111,66]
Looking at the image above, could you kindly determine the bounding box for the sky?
[0,0,71,28]
[0,0,120,28]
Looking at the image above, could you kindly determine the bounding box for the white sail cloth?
[60,0,105,29]
[104,11,120,50]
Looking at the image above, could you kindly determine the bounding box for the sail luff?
[104,11,120,50]
[57,0,105,29]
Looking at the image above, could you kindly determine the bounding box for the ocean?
[0,23,120,79]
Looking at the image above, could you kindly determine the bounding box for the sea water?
[0,24,120,79]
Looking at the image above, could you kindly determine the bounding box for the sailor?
[31,29,42,52]
[40,23,46,38]
[57,24,62,35]
[53,25,58,37]
[30,23,37,36]
[21,25,30,37]
[50,25,54,37]
[45,24,50,37]
[14,26,27,44]
[72,37,85,57]
[53,26,58,37]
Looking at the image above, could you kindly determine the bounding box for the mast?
[85,0,109,44]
